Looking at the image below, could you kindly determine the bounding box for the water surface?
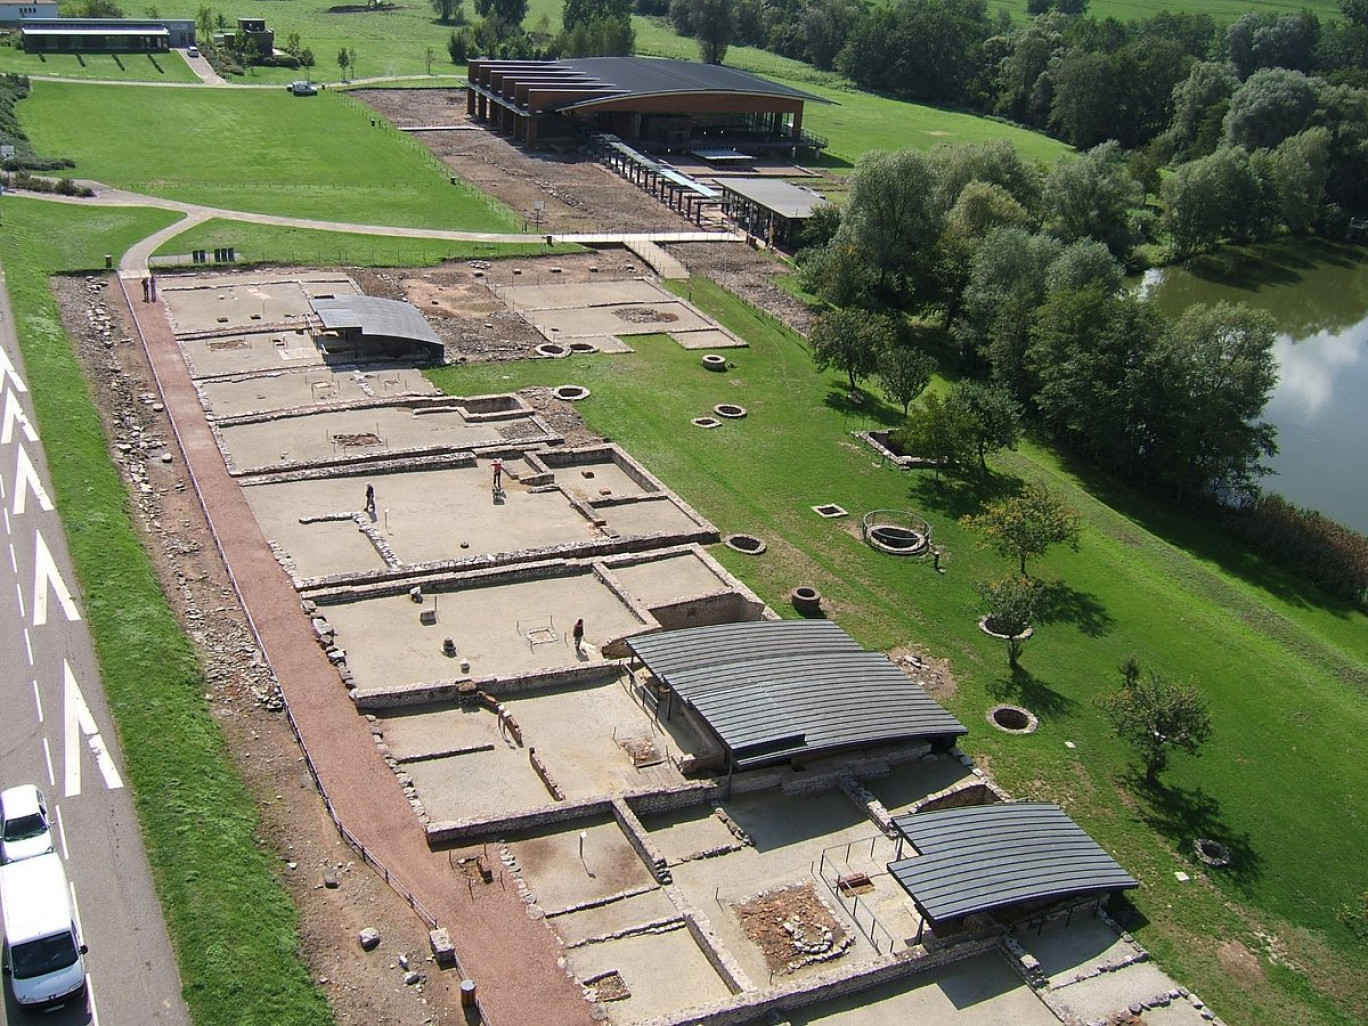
[1139,241,1368,533]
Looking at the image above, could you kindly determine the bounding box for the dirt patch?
[1218,939,1267,987]
[54,272,468,1025]
[889,646,958,701]
[732,882,851,975]
[353,88,706,235]
[614,306,678,324]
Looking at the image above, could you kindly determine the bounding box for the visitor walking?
[572,618,584,654]
[365,482,376,517]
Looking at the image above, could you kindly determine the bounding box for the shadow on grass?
[1036,579,1115,637]
[1061,455,1362,620]
[1126,772,1264,889]
[1104,893,1151,934]
[822,386,904,427]
[986,664,1076,718]
[905,467,1016,521]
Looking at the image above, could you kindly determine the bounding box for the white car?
[187,46,200,58]
[0,785,54,864]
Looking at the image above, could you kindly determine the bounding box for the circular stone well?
[568,342,598,354]
[987,704,1039,734]
[703,354,727,371]
[713,403,747,419]
[553,385,590,402]
[535,342,569,358]
[1193,838,1232,867]
[791,586,822,615]
[692,416,721,429]
[724,533,766,555]
[978,616,1035,641]
[862,511,931,556]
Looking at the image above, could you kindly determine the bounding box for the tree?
[889,392,977,479]
[1162,147,1265,258]
[1041,141,1143,258]
[474,0,528,26]
[1224,67,1319,152]
[1100,659,1212,783]
[833,148,943,302]
[975,574,1042,666]
[808,308,896,390]
[337,47,350,81]
[1267,127,1331,234]
[948,381,1021,467]
[961,482,1081,576]
[877,345,937,415]
[562,0,630,31]
[1150,301,1278,502]
[1166,61,1239,160]
[195,6,214,47]
[432,0,464,22]
[694,0,734,64]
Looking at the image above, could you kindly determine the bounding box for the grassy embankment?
[155,218,586,265]
[0,196,332,1024]
[0,47,201,83]
[428,276,1368,1026]
[19,81,517,230]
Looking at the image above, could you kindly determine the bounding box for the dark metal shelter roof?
[626,620,966,769]
[888,802,1138,925]
[718,178,828,219]
[311,296,443,355]
[553,57,828,111]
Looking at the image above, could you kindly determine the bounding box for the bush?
[1224,495,1368,606]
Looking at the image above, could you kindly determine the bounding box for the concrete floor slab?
[515,817,657,912]
[555,460,654,501]
[643,804,742,864]
[527,302,713,339]
[245,466,606,579]
[405,745,551,822]
[565,928,734,1024]
[219,405,514,472]
[501,279,670,310]
[321,571,647,685]
[1046,962,1185,1024]
[162,274,355,335]
[862,759,977,816]
[609,551,730,609]
[379,702,500,760]
[198,366,437,418]
[504,678,697,798]
[180,331,324,378]
[670,328,747,350]
[784,950,1063,1026]
[548,887,676,945]
[599,498,711,541]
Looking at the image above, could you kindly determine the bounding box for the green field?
[155,216,586,264]
[0,196,331,1025]
[0,47,201,83]
[428,276,1368,1026]
[19,81,516,230]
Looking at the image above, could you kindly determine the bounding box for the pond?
[1138,240,1368,534]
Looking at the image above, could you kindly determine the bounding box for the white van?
[0,852,87,1010]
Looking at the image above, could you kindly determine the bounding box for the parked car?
[0,786,54,865]
[287,81,318,96]
[187,46,200,57]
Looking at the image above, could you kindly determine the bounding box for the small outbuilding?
[625,619,966,771]
[717,177,828,248]
[310,296,445,364]
[0,1,58,29]
[887,801,1139,938]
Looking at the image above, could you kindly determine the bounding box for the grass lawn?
[0,48,201,83]
[155,217,586,266]
[19,81,517,231]
[428,276,1368,1026]
[0,196,330,1024]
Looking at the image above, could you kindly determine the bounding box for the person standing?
[365,482,376,516]
[572,618,584,654]
[491,458,503,491]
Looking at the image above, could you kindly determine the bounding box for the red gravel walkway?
[116,277,592,1026]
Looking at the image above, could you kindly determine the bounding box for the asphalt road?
[0,261,188,1025]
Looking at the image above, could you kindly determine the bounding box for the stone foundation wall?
[649,590,767,631]
[425,795,614,845]
[352,661,618,710]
